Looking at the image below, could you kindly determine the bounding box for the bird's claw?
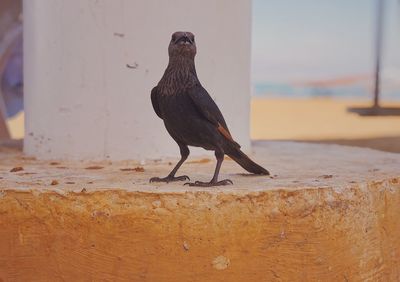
[184,179,233,187]
[149,175,190,183]
[174,175,190,182]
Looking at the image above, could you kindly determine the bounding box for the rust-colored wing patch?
[217,123,240,147]
[217,123,233,141]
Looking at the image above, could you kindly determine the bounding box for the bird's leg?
[150,145,190,183]
[185,150,233,187]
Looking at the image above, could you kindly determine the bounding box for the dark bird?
[150,31,269,187]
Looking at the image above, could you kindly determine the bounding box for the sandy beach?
[6,98,400,153]
[251,98,400,153]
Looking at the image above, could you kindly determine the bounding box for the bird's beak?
[175,35,193,45]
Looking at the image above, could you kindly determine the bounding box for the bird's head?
[168,31,196,59]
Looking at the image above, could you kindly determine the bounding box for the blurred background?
[1,0,399,152]
[0,0,22,140]
[252,0,400,153]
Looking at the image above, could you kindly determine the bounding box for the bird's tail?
[225,146,269,175]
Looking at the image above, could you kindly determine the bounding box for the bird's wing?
[151,87,163,119]
[188,85,240,148]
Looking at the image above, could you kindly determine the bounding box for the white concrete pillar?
[24,0,251,160]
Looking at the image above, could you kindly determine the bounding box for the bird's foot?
[149,175,190,183]
[184,179,233,187]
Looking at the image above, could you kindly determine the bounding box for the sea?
[253,82,400,101]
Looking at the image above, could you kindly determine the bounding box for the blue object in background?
[1,33,23,118]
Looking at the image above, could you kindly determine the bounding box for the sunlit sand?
[251,98,400,153]
[251,98,400,140]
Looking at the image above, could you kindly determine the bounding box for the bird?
[150,31,269,187]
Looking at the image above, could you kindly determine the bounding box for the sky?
[252,0,400,84]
